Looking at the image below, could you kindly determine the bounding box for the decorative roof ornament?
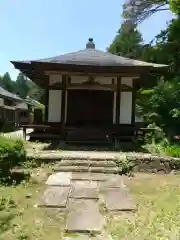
[86,38,95,49]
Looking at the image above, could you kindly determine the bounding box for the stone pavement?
[39,171,136,239]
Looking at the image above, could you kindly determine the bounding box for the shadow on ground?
[7,171,30,185]
[39,140,149,153]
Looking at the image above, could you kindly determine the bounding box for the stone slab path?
[39,186,70,208]
[38,171,136,239]
[66,199,104,234]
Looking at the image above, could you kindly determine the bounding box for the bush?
[0,136,26,180]
[164,144,180,158]
[115,157,135,175]
[144,141,180,158]
[0,120,16,133]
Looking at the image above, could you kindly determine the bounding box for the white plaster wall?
[120,92,132,124]
[0,98,4,106]
[49,75,62,85]
[95,77,116,85]
[71,76,88,83]
[48,90,62,122]
[121,77,133,87]
[70,76,116,85]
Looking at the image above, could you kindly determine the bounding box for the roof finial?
[86,38,95,49]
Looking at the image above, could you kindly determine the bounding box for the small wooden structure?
[11,38,167,144]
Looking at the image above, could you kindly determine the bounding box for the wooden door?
[66,90,113,125]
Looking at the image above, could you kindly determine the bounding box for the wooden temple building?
[11,38,167,144]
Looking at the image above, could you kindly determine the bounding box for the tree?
[108,21,144,59]
[122,0,169,24]
[169,0,180,14]
[137,78,180,134]
[0,72,15,93]
[27,80,44,103]
[153,16,180,76]
[15,73,30,98]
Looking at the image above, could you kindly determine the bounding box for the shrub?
[0,136,26,180]
[144,140,180,158]
[115,157,135,175]
[164,144,180,158]
[0,120,16,133]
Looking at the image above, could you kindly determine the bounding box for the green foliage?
[0,136,26,181]
[155,17,180,75]
[137,79,180,131]
[144,139,180,158]
[115,157,135,175]
[169,0,180,14]
[0,72,44,103]
[0,121,16,133]
[108,21,144,59]
[0,72,16,93]
[16,73,29,99]
[27,82,44,103]
[164,144,180,157]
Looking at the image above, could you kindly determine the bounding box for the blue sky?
[0,0,173,79]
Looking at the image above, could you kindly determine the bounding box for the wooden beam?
[115,77,121,125]
[45,70,140,78]
[48,83,133,91]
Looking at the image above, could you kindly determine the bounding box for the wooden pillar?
[61,75,66,139]
[44,88,49,122]
[44,77,49,123]
[131,79,136,125]
[22,127,26,140]
[115,77,121,125]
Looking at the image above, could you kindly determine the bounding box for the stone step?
[90,167,119,174]
[61,156,116,161]
[59,159,116,167]
[27,151,120,162]
[54,165,119,174]
[55,166,89,173]
[72,172,117,181]
[66,199,104,234]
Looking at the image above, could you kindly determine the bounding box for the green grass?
[1,159,180,240]
[0,166,65,240]
[108,174,180,240]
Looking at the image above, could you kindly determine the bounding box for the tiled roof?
[33,48,167,68]
[0,86,22,101]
